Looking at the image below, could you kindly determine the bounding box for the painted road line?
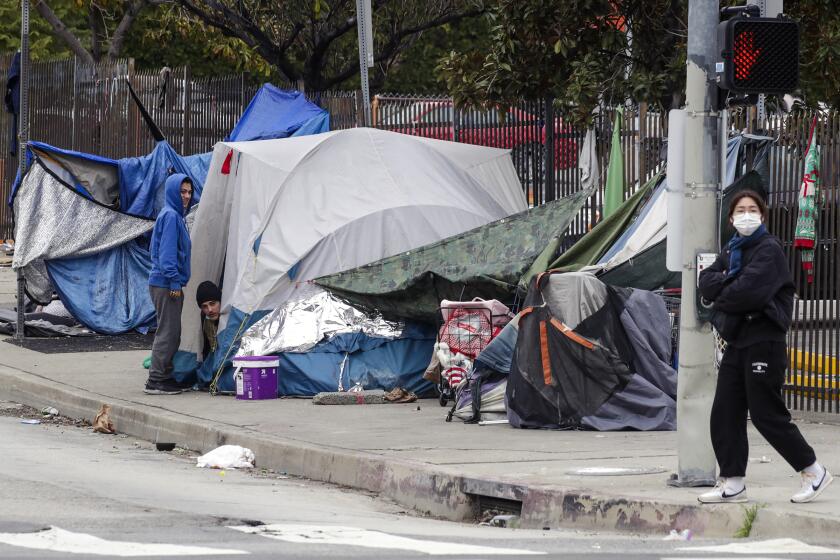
[230,524,546,556]
[676,537,838,554]
[0,526,249,556]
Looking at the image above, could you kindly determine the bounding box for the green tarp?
[598,239,680,290]
[316,188,593,322]
[545,172,663,273]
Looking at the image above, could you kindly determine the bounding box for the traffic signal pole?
[15,0,30,341]
[673,0,719,487]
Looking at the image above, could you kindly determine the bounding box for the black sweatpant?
[711,340,816,477]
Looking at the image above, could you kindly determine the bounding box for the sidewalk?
[1,330,839,542]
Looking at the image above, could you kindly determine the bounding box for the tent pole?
[672,0,719,487]
[15,0,31,341]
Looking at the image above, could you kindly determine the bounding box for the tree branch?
[32,0,95,66]
[321,5,486,89]
[108,0,149,59]
[177,0,300,81]
[88,5,103,62]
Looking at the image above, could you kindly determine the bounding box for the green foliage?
[379,18,492,93]
[439,0,840,125]
[169,0,486,91]
[438,0,639,125]
[0,0,88,60]
[123,5,276,79]
[786,0,840,109]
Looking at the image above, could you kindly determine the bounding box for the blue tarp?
[46,240,157,335]
[118,142,210,216]
[14,140,210,334]
[276,326,435,397]
[226,84,329,142]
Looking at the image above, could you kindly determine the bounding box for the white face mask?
[732,212,762,236]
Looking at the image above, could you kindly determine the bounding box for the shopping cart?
[654,288,681,370]
[436,299,513,406]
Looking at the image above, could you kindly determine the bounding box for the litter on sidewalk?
[196,445,255,469]
[92,404,115,434]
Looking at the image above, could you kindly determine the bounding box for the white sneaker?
[698,481,748,504]
[791,467,834,503]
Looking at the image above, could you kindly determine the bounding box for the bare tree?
[175,0,485,90]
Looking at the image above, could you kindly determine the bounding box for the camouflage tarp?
[315,188,593,322]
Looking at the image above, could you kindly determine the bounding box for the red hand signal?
[734,31,761,81]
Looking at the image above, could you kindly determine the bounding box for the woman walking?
[697,190,831,504]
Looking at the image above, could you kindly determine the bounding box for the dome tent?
[178,128,527,390]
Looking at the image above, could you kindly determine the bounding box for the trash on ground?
[41,407,59,416]
[477,419,509,425]
[383,387,417,403]
[312,390,385,405]
[663,529,692,541]
[749,456,772,463]
[20,419,41,425]
[196,445,255,469]
[92,404,116,434]
[487,514,520,528]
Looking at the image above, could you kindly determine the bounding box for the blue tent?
[226,85,329,142]
[11,140,210,334]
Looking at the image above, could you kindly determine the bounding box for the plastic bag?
[195,445,255,469]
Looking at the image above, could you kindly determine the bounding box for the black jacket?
[698,234,794,348]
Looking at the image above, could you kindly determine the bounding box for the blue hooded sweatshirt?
[149,174,192,290]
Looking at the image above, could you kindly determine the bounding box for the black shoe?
[144,379,184,395]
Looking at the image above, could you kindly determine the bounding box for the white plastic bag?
[195,445,255,469]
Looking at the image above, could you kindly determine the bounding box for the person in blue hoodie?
[145,174,193,395]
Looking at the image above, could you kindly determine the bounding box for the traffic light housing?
[718,16,799,94]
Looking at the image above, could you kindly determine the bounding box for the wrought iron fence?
[0,56,837,412]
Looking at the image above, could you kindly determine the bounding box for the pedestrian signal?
[718,16,799,94]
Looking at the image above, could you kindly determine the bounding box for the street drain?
[473,495,522,516]
[565,466,667,476]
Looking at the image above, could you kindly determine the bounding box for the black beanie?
[196,281,222,307]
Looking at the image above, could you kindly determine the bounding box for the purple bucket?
[232,356,279,400]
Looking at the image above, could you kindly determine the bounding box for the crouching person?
[196,281,222,360]
[145,174,193,395]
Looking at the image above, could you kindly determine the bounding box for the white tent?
[181,127,526,356]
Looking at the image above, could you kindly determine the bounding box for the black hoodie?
[698,234,794,348]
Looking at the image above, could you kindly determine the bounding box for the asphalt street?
[0,406,838,560]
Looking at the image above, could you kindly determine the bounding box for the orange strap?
[550,318,595,350]
[519,306,535,319]
[539,320,553,386]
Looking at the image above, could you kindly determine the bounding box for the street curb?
[0,364,835,538]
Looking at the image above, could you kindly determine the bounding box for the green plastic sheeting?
[603,107,625,218]
[316,188,593,322]
[546,172,663,273]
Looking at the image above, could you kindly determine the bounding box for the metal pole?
[748,1,783,129]
[672,0,720,487]
[355,0,372,126]
[15,0,31,341]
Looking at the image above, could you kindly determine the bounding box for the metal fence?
[0,57,837,411]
